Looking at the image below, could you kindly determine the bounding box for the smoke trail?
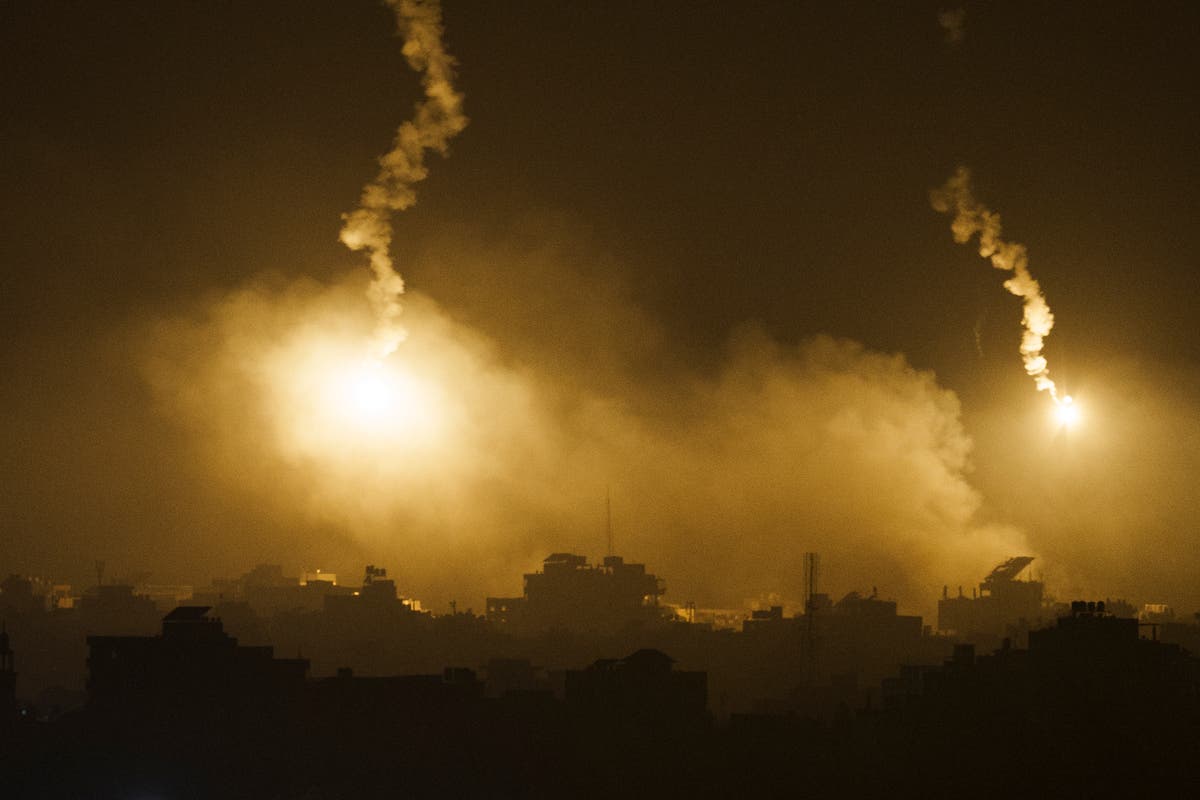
[931,167,1064,402]
[340,0,468,359]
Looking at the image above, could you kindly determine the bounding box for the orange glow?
[1054,395,1081,429]
[324,358,443,437]
[259,328,453,462]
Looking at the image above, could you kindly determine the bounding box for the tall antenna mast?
[605,485,614,557]
[803,552,820,685]
[803,552,820,611]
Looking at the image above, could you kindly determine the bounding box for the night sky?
[2,1,1198,614]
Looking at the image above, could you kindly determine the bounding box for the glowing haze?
[931,167,1069,407]
[5,0,1199,624]
[339,0,468,359]
[144,255,1026,616]
[142,11,1028,614]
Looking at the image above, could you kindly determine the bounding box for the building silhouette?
[322,564,429,629]
[732,586,938,715]
[86,606,308,719]
[487,553,666,635]
[192,562,356,614]
[77,583,160,636]
[937,556,1045,641]
[0,624,15,722]
[3,564,1199,798]
[566,648,706,723]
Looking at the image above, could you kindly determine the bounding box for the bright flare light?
[1054,395,1081,429]
[343,361,397,422]
[326,358,443,439]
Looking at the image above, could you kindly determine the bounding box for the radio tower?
[605,485,614,557]
[803,552,820,684]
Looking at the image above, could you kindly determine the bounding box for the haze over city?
[5,3,1200,797]
[3,0,1198,619]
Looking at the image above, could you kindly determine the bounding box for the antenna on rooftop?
[803,552,820,685]
[803,552,820,612]
[94,560,105,588]
[605,485,614,557]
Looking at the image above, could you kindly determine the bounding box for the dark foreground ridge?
[2,559,1200,797]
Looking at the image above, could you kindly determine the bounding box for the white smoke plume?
[931,167,1064,403]
[340,0,468,359]
[142,259,1028,618]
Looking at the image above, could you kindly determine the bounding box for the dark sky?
[2,1,1198,613]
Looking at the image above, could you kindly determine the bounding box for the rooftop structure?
[565,649,706,723]
[487,553,666,635]
[937,556,1045,641]
[322,565,428,624]
[87,606,308,717]
[1028,600,1140,655]
[192,563,356,615]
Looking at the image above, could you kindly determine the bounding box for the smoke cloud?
[339,0,468,359]
[931,167,1064,403]
[143,254,1025,617]
[138,9,1024,618]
